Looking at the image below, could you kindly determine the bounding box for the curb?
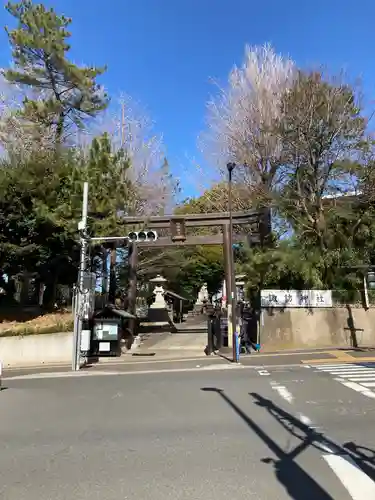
[5,363,247,381]
[3,346,369,373]
[2,354,219,373]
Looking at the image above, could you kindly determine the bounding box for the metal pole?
[223,224,233,349]
[101,247,109,296]
[127,242,138,337]
[364,274,369,310]
[227,163,238,362]
[215,310,222,350]
[207,315,213,355]
[228,167,237,333]
[71,284,79,370]
[72,181,89,371]
[108,245,117,304]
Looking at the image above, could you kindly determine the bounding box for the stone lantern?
[196,283,209,305]
[149,275,167,309]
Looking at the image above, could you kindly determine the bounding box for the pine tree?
[4,1,109,143]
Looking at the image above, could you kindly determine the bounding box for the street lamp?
[227,162,239,362]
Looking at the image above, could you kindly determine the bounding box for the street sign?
[261,289,332,308]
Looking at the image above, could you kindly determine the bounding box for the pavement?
[4,346,375,379]
[137,330,208,351]
[2,351,375,498]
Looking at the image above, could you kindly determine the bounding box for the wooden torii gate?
[123,209,269,348]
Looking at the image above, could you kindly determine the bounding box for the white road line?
[333,371,375,375]
[254,363,323,370]
[324,454,375,499]
[297,413,312,425]
[257,370,270,376]
[319,366,375,371]
[316,368,366,373]
[326,365,375,369]
[315,364,375,399]
[315,365,358,370]
[4,364,247,380]
[316,367,375,372]
[5,371,127,380]
[336,380,368,392]
[348,377,375,382]
[360,381,375,388]
[337,380,375,399]
[331,369,375,373]
[320,443,335,454]
[271,384,294,404]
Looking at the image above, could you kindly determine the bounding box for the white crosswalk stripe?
[347,376,375,381]
[314,363,375,398]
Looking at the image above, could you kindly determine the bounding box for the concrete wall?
[261,306,375,350]
[0,332,73,368]
[2,306,375,368]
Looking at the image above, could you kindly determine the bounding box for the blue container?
[235,332,240,362]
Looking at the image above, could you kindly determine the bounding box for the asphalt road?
[1,362,375,499]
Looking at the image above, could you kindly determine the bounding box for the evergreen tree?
[0,133,135,306]
[4,1,109,143]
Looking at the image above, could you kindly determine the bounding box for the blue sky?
[1,0,375,198]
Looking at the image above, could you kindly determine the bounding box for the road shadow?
[344,304,364,348]
[216,352,233,362]
[201,387,375,499]
[201,387,334,499]
[250,392,375,483]
[131,352,156,357]
[344,442,375,466]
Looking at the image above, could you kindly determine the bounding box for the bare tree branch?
[82,94,179,216]
[0,74,55,161]
[200,43,296,197]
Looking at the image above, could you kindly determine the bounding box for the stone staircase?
[174,312,208,334]
[186,304,205,318]
[133,312,208,354]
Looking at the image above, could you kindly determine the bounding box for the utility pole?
[223,223,233,349]
[108,244,117,304]
[72,181,89,371]
[226,162,239,362]
[101,246,109,296]
[127,242,138,337]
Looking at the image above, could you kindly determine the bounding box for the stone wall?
[261,306,375,350]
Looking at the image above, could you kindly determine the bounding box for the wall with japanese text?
[260,305,375,350]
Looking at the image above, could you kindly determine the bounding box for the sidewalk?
[4,343,375,376]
